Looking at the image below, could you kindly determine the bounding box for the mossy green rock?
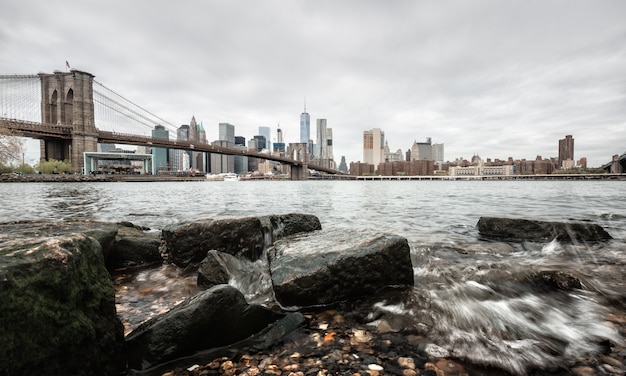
[0,234,125,376]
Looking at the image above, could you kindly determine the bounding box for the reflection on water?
[45,185,107,220]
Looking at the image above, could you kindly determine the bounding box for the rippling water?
[2,180,625,374]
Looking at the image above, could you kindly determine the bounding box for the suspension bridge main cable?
[93,80,179,134]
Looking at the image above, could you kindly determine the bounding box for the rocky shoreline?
[0,172,113,182]
[0,215,624,376]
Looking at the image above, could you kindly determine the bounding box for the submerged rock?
[268,228,414,308]
[125,284,284,370]
[524,270,583,292]
[477,216,612,243]
[163,213,321,268]
[0,233,126,376]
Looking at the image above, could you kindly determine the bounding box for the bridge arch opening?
[49,90,58,124]
[64,88,73,125]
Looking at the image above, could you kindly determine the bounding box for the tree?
[0,129,24,165]
[36,159,74,174]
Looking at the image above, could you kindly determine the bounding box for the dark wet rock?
[163,213,321,268]
[525,270,583,292]
[477,217,612,243]
[0,219,118,255]
[125,284,285,371]
[136,312,306,376]
[107,222,162,269]
[0,233,126,376]
[197,249,230,288]
[268,228,414,308]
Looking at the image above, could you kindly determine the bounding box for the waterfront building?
[169,124,191,172]
[363,128,385,170]
[209,123,235,174]
[432,143,444,169]
[558,135,574,168]
[210,140,234,173]
[233,144,248,174]
[378,160,435,176]
[247,138,259,172]
[151,125,169,174]
[350,162,375,176]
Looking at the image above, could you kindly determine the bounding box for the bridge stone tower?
[38,70,98,173]
[288,142,309,180]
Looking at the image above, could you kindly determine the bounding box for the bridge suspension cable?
[0,75,40,122]
[93,80,178,138]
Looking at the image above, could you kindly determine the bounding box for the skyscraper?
[326,127,333,162]
[411,138,433,161]
[259,126,271,152]
[363,128,385,169]
[558,135,574,168]
[219,123,235,144]
[170,124,191,171]
[300,99,310,147]
[315,119,327,159]
[211,123,235,173]
[151,125,169,174]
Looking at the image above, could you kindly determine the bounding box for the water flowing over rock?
[268,228,414,308]
[125,284,285,371]
[477,216,612,243]
[163,213,322,267]
[0,233,125,376]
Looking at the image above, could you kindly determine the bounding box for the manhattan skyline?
[2,0,625,167]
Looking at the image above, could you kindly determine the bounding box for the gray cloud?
[2,0,625,167]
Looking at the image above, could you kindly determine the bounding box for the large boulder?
[0,234,126,376]
[0,220,118,261]
[163,213,322,267]
[107,221,162,269]
[477,217,612,243]
[268,228,415,308]
[125,284,284,370]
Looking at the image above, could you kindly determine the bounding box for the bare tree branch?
[0,129,24,165]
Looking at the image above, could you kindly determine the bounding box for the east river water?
[1,180,625,374]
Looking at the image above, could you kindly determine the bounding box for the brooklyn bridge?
[0,69,338,180]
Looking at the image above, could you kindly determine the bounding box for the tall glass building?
[300,101,310,146]
[259,126,271,152]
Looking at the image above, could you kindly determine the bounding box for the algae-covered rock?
[0,220,118,265]
[0,234,126,376]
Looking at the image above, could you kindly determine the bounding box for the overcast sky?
[1,0,625,167]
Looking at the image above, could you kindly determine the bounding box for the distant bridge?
[0,70,338,179]
[602,152,625,174]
